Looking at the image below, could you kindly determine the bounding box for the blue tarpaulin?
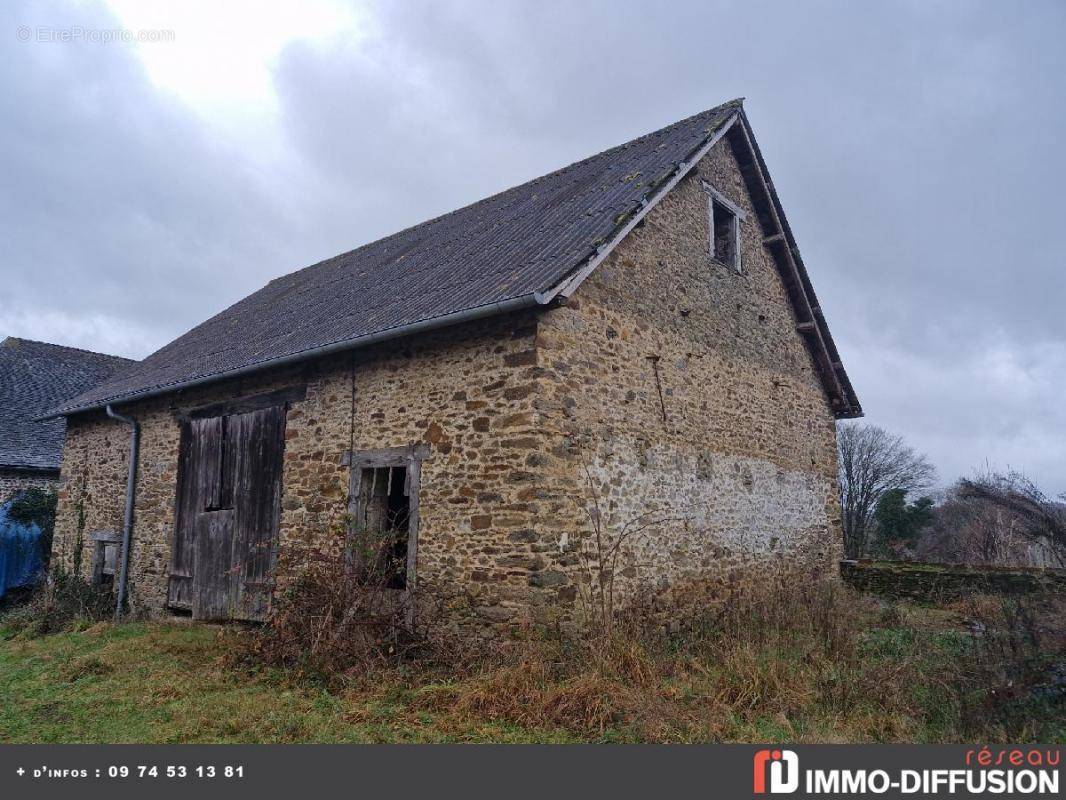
[0,501,45,600]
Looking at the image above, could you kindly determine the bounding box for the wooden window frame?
[90,529,122,586]
[340,444,429,592]
[702,181,746,273]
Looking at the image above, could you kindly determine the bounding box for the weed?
[1,566,116,637]
[951,593,1065,740]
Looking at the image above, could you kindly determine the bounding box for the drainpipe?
[106,404,139,622]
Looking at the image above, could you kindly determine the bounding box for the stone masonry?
[0,470,58,504]
[526,136,841,619]
[52,312,553,632]
[51,134,842,635]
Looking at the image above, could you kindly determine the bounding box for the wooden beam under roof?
[726,114,861,418]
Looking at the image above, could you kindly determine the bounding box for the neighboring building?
[45,99,861,633]
[0,338,134,502]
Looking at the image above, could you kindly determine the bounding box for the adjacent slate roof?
[1,338,134,470]
[48,98,860,418]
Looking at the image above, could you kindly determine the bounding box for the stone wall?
[52,312,555,634]
[0,469,58,504]
[841,560,1066,600]
[525,134,842,621]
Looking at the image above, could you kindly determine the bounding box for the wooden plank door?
[231,406,286,620]
[168,405,286,621]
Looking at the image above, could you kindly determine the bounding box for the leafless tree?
[957,471,1066,565]
[837,423,937,558]
[914,487,1025,566]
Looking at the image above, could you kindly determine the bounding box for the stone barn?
[45,99,861,633]
[0,337,133,502]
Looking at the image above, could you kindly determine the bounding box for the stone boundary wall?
[840,559,1066,600]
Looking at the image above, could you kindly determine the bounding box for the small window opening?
[99,543,117,586]
[204,416,235,512]
[91,532,122,587]
[358,465,411,589]
[711,198,739,270]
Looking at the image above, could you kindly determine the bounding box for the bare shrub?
[1,565,117,637]
[913,474,1066,568]
[957,472,1066,566]
[241,526,462,682]
[569,463,685,639]
[951,593,1066,739]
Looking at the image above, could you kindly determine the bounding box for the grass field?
[1,589,1062,744]
[0,622,585,743]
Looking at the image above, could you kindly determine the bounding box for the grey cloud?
[2,0,1064,491]
[1,0,303,355]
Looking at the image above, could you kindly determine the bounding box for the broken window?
[712,199,738,268]
[358,466,410,589]
[91,530,122,587]
[344,446,427,591]
[704,182,746,273]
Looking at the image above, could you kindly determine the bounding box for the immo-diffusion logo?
[752,747,1060,795]
[753,749,799,794]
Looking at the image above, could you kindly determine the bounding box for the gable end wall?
[529,136,842,614]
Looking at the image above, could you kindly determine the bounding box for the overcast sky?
[2,0,1064,494]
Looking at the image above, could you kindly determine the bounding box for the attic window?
[703,183,746,273]
[712,200,738,268]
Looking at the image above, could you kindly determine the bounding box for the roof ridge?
[47,97,765,418]
[1,336,135,362]
[270,98,745,286]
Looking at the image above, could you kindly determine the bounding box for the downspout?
[106,404,139,622]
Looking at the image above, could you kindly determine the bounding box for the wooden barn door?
[168,405,286,621]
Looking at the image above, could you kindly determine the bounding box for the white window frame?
[702,181,746,273]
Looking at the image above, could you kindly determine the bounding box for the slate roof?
[47,98,859,418]
[48,100,744,416]
[0,338,134,470]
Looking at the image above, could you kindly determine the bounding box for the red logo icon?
[754,749,799,794]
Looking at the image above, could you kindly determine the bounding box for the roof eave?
[39,292,547,420]
[729,109,862,419]
[0,462,61,475]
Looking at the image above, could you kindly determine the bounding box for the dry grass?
[328,574,1064,743]
[2,571,1063,743]
[381,576,936,742]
